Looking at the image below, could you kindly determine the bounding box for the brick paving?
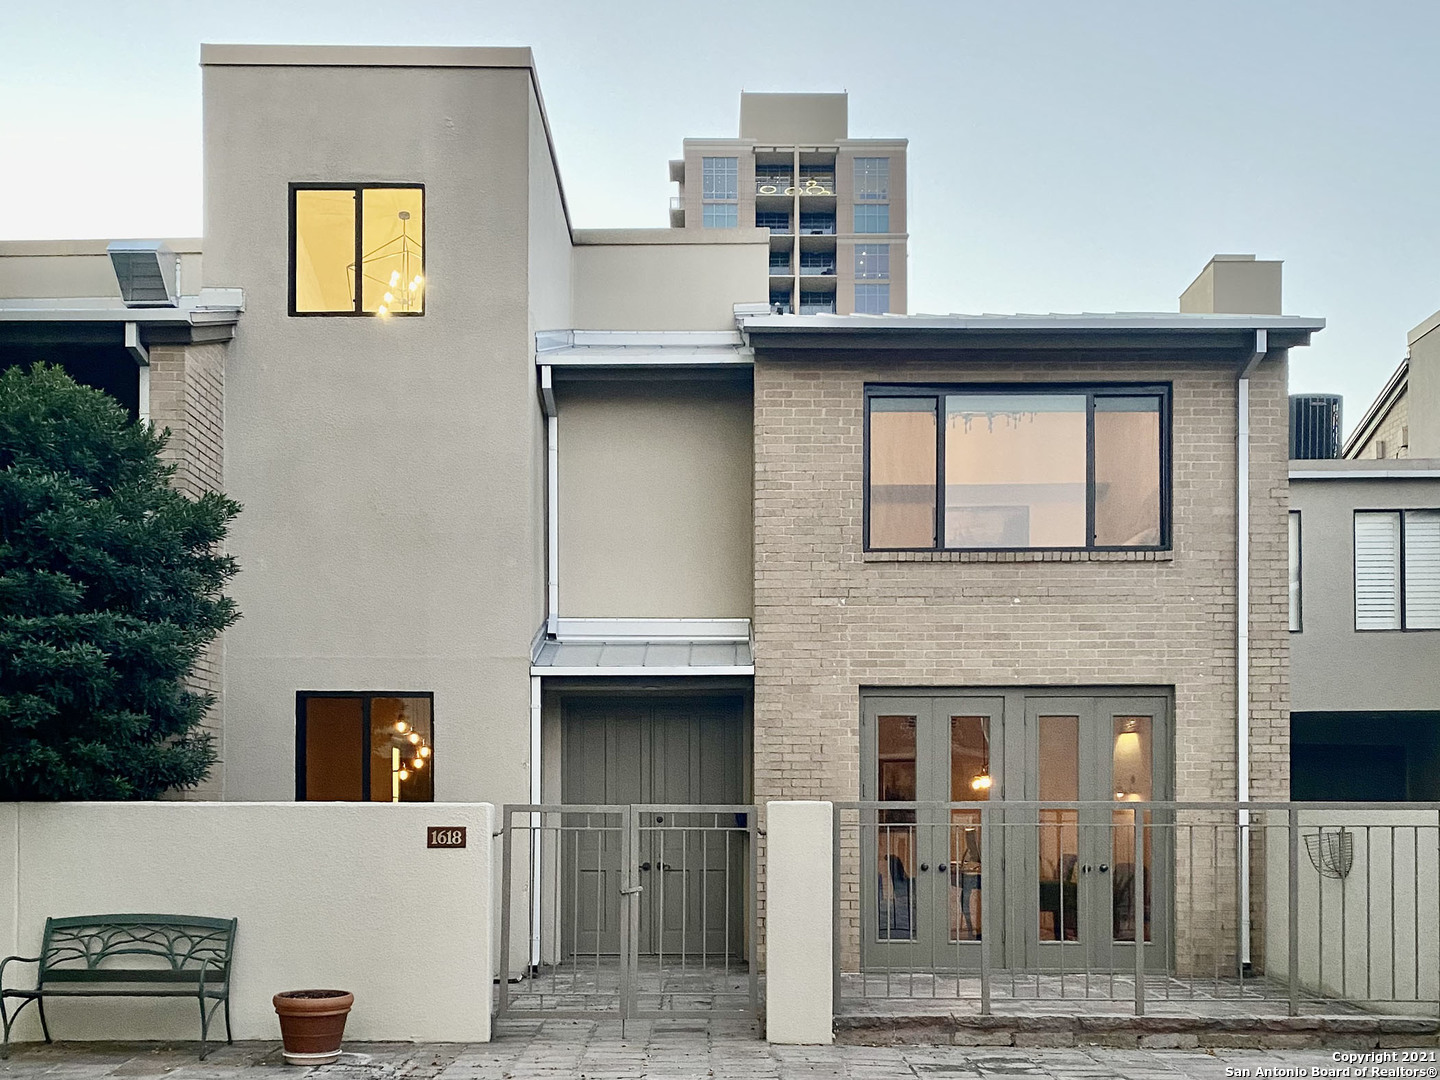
[3,1021,1438,1080]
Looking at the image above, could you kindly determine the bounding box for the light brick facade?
[148,342,227,799]
[750,350,1291,973]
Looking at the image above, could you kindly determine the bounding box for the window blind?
[1355,512,1401,629]
[1404,510,1440,629]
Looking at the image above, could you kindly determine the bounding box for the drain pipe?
[533,364,559,971]
[1237,328,1266,970]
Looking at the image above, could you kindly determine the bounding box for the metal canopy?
[531,617,754,676]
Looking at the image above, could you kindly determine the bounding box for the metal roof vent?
[107,241,178,307]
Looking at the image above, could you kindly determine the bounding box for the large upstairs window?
[865,385,1170,551]
[291,184,425,316]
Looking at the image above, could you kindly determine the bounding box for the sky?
[4,0,1438,433]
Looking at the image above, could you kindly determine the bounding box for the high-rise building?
[669,92,907,315]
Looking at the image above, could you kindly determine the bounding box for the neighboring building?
[0,47,1328,982]
[1344,308,1440,461]
[669,92,908,316]
[1288,460,1440,799]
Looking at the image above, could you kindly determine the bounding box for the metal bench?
[1,914,237,1060]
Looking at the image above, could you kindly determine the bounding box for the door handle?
[1099,864,1110,873]
[936,864,948,873]
[919,863,930,872]
[620,885,643,896]
[1081,864,1091,874]
[639,862,651,871]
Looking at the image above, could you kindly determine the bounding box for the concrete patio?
[3,1021,1439,1080]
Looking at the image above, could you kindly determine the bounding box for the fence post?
[766,801,834,1044]
[1288,807,1300,1017]
[980,803,992,1016]
[498,806,514,1017]
[1134,808,1145,1016]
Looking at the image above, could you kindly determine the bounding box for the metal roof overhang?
[736,312,1324,362]
[0,294,245,346]
[531,618,755,677]
[535,330,753,377]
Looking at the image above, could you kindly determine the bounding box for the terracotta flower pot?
[273,990,354,1066]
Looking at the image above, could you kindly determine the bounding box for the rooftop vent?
[107,241,178,307]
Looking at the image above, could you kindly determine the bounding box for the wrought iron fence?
[497,804,758,1021]
[834,801,1440,1017]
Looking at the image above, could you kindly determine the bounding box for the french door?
[860,689,1170,972]
[860,695,1002,969]
[1022,695,1171,972]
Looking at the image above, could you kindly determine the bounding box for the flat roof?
[1290,459,1440,480]
[200,44,535,69]
[737,311,1324,353]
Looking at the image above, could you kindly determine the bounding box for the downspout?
[534,364,558,970]
[1237,328,1266,970]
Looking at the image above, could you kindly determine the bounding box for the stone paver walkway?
[1,1022,1436,1079]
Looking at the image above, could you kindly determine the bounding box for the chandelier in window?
[388,704,432,801]
[352,209,423,317]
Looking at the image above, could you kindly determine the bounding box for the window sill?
[863,549,1175,564]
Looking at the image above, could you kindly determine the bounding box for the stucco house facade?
[0,45,1334,983]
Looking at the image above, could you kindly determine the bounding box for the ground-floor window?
[295,692,434,801]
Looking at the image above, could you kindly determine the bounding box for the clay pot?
[273,990,354,1066]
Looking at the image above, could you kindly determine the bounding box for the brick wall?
[751,351,1290,972]
[148,342,227,800]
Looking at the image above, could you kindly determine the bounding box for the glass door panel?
[1111,714,1153,944]
[948,713,991,944]
[876,713,919,942]
[1037,714,1081,943]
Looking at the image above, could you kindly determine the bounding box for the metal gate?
[497,803,758,1020]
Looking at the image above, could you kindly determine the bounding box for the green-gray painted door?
[561,696,745,958]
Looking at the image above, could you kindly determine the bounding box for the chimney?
[1179,254,1282,315]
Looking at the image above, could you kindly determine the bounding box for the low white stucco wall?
[1265,810,1440,1011]
[0,802,494,1045]
[765,801,833,1045]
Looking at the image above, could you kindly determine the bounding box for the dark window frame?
[1352,508,1440,632]
[1289,509,1302,633]
[863,382,1173,553]
[294,690,436,800]
[288,183,426,317]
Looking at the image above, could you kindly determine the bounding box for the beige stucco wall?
[557,379,753,618]
[1180,256,1283,317]
[764,801,834,1044]
[203,56,546,805]
[571,233,767,331]
[0,240,203,300]
[1290,469,1440,712]
[0,802,494,1043]
[751,351,1291,974]
[740,93,847,143]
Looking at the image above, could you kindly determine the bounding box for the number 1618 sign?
[427,826,467,849]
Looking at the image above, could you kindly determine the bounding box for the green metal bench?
[1,914,237,1060]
